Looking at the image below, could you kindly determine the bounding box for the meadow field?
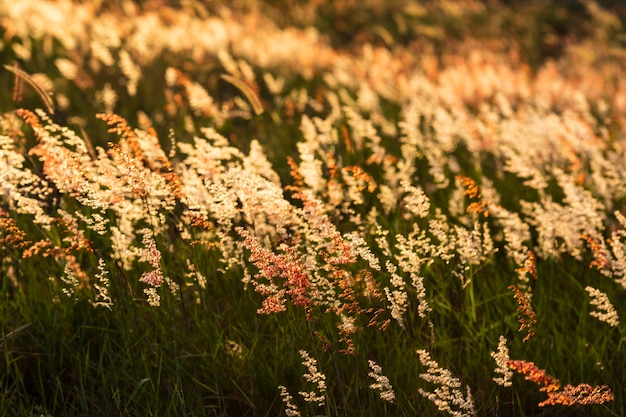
[1,0,626,415]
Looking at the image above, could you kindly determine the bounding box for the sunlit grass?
[1,1,626,416]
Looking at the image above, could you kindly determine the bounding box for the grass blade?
[0,323,32,345]
[4,64,55,115]
[220,74,264,116]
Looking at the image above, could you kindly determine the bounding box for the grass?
[1,0,626,416]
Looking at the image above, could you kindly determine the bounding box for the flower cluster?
[490,335,513,387]
[507,360,614,407]
[506,360,561,393]
[540,383,614,407]
[416,349,475,417]
[138,230,165,307]
[368,359,395,403]
[585,286,620,327]
[278,385,301,417]
[508,285,537,342]
[298,350,327,407]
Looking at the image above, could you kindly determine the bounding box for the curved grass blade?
[220,74,264,115]
[0,323,32,345]
[4,64,55,115]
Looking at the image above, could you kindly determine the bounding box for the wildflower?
[428,210,457,263]
[416,349,475,417]
[368,360,395,403]
[506,360,561,393]
[0,209,29,249]
[456,175,489,217]
[55,58,78,80]
[521,180,604,261]
[343,105,380,153]
[278,385,301,417]
[75,212,110,236]
[60,261,80,298]
[604,211,626,289]
[118,49,141,96]
[393,228,431,317]
[96,83,118,113]
[490,336,512,387]
[224,339,247,371]
[237,228,311,314]
[139,230,165,306]
[185,81,216,117]
[263,72,285,95]
[377,185,398,215]
[186,259,206,290]
[585,286,619,327]
[507,360,614,407]
[508,285,537,342]
[516,250,537,289]
[244,139,281,185]
[454,222,487,268]
[143,287,160,307]
[540,384,614,407]
[401,181,430,218]
[582,234,612,274]
[296,137,325,194]
[345,233,381,271]
[91,258,113,310]
[384,261,408,327]
[411,272,431,318]
[298,350,326,407]
[498,133,548,190]
[339,166,375,206]
[489,204,531,267]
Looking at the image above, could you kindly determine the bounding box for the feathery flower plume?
[507,360,614,407]
[516,250,537,291]
[416,349,475,417]
[118,49,141,96]
[368,359,395,403]
[428,211,457,263]
[508,285,537,342]
[237,228,311,314]
[585,286,619,327]
[96,83,118,113]
[384,261,408,327]
[506,360,561,393]
[539,384,614,407]
[0,209,29,249]
[298,350,326,407]
[91,258,112,309]
[345,232,381,271]
[60,261,80,298]
[601,211,626,289]
[138,230,164,307]
[582,234,613,274]
[392,225,432,319]
[454,221,489,269]
[401,181,430,218]
[488,204,531,268]
[411,272,431,318]
[521,173,605,260]
[490,335,513,387]
[278,385,301,417]
[456,175,489,217]
[343,165,377,193]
